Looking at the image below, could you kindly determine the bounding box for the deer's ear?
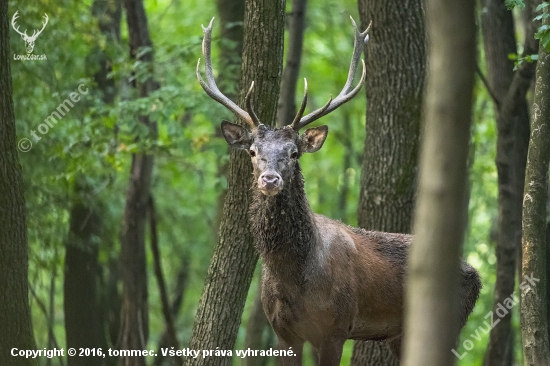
[221,120,252,149]
[301,125,328,153]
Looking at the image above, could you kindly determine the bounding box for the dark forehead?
[252,126,299,147]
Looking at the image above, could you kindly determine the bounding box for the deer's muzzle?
[258,172,282,196]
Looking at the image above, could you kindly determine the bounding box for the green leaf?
[505,0,525,9]
[535,2,549,12]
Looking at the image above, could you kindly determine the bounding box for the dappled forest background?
[3,0,550,365]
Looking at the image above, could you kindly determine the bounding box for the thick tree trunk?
[119,0,159,364]
[520,9,550,363]
[480,1,537,363]
[185,1,285,365]
[352,0,425,364]
[0,3,37,366]
[213,0,245,233]
[64,199,103,366]
[276,0,307,127]
[64,2,120,364]
[402,1,476,365]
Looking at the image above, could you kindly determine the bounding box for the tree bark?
[520,8,550,364]
[402,0,476,365]
[276,0,308,127]
[480,1,538,362]
[64,198,103,366]
[213,0,245,234]
[64,2,120,364]
[352,0,425,364]
[0,2,37,366]
[119,0,159,364]
[185,1,285,365]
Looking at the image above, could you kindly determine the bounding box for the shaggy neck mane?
[249,163,318,279]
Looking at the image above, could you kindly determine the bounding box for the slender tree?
[351,0,425,364]
[480,0,539,362]
[277,0,308,127]
[0,2,37,366]
[402,0,476,365]
[185,0,285,365]
[119,0,160,364]
[521,7,550,364]
[153,259,190,366]
[64,2,120,365]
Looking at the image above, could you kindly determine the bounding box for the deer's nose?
[260,173,281,190]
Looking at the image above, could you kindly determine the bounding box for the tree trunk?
[213,0,245,233]
[547,222,550,347]
[185,1,285,365]
[276,0,308,127]
[402,0,476,365]
[120,0,159,364]
[352,0,425,364]
[64,199,103,366]
[153,257,190,366]
[148,196,180,359]
[0,2,37,366]
[480,1,538,363]
[520,8,550,363]
[64,2,120,364]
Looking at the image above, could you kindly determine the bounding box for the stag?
[11,11,49,54]
[197,17,481,365]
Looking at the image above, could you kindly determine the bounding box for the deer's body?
[251,159,480,364]
[197,17,481,365]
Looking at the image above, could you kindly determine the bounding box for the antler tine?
[290,78,309,130]
[245,81,262,127]
[294,17,371,131]
[196,18,257,129]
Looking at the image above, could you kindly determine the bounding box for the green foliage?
[505,0,525,10]
[509,52,538,70]
[534,3,550,51]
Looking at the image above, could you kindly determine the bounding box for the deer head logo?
[11,11,49,54]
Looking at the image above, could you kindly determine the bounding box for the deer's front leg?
[276,335,303,366]
[317,336,346,366]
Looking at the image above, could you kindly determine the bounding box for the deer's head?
[11,11,49,54]
[197,17,370,196]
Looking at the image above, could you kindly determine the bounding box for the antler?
[290,17,371,131]
[196,18,260,130]
[29,13,48,40]
[11,11,28,38]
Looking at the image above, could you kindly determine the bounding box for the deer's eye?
[249,149,256,157]
[291,152,298,159]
